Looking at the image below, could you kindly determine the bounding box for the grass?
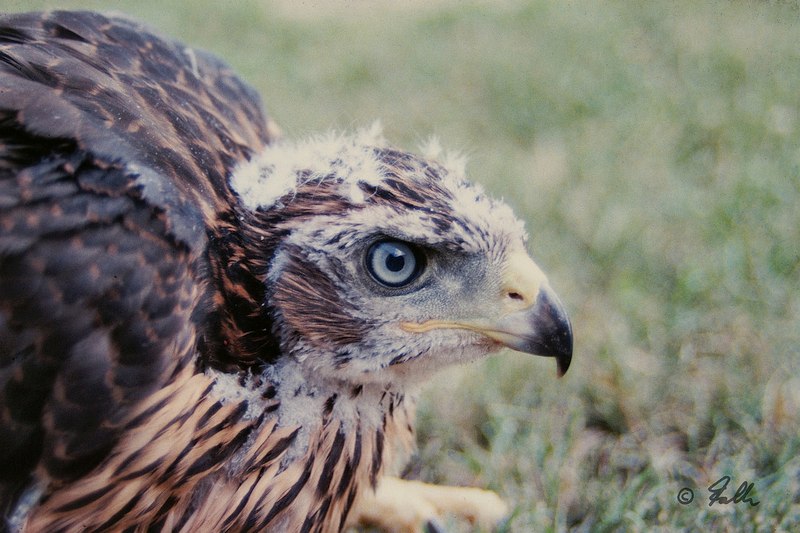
[2,0,798,530]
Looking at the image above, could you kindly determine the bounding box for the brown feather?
[0,10,503,533]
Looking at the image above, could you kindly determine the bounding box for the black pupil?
[386,250,406,272]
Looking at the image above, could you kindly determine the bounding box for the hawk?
[0,10,572,533]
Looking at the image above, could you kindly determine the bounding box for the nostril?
[507,291,524,301]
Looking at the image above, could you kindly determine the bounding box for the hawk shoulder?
[0,9,274,518]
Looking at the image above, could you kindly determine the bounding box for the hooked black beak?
[493,286,573,376]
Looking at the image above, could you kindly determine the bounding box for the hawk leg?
[351,476,509,532]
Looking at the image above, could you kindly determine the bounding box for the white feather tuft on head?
[231,124,526,254]
[230,123,389,211]
[419,135,443,160]
[419,135,467,182]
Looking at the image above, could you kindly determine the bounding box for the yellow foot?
[350,476,509,532]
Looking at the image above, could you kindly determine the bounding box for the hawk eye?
[366,240,424,288]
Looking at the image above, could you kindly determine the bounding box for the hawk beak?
[401,252,573,376]
[472,251,572,376]
[488,283,573,376]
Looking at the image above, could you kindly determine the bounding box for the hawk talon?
[425,519,447,533]
[350,476,510,533]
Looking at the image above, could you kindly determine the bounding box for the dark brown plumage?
[0,10,572,533]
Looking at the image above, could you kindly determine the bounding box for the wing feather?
[0,10,274,515]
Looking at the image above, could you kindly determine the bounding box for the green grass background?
[2,0,798,530]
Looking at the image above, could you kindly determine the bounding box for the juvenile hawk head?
[230,125,572,387]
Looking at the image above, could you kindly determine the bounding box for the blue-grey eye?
[366,240,423,288]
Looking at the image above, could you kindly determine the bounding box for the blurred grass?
[2,0,799,530]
